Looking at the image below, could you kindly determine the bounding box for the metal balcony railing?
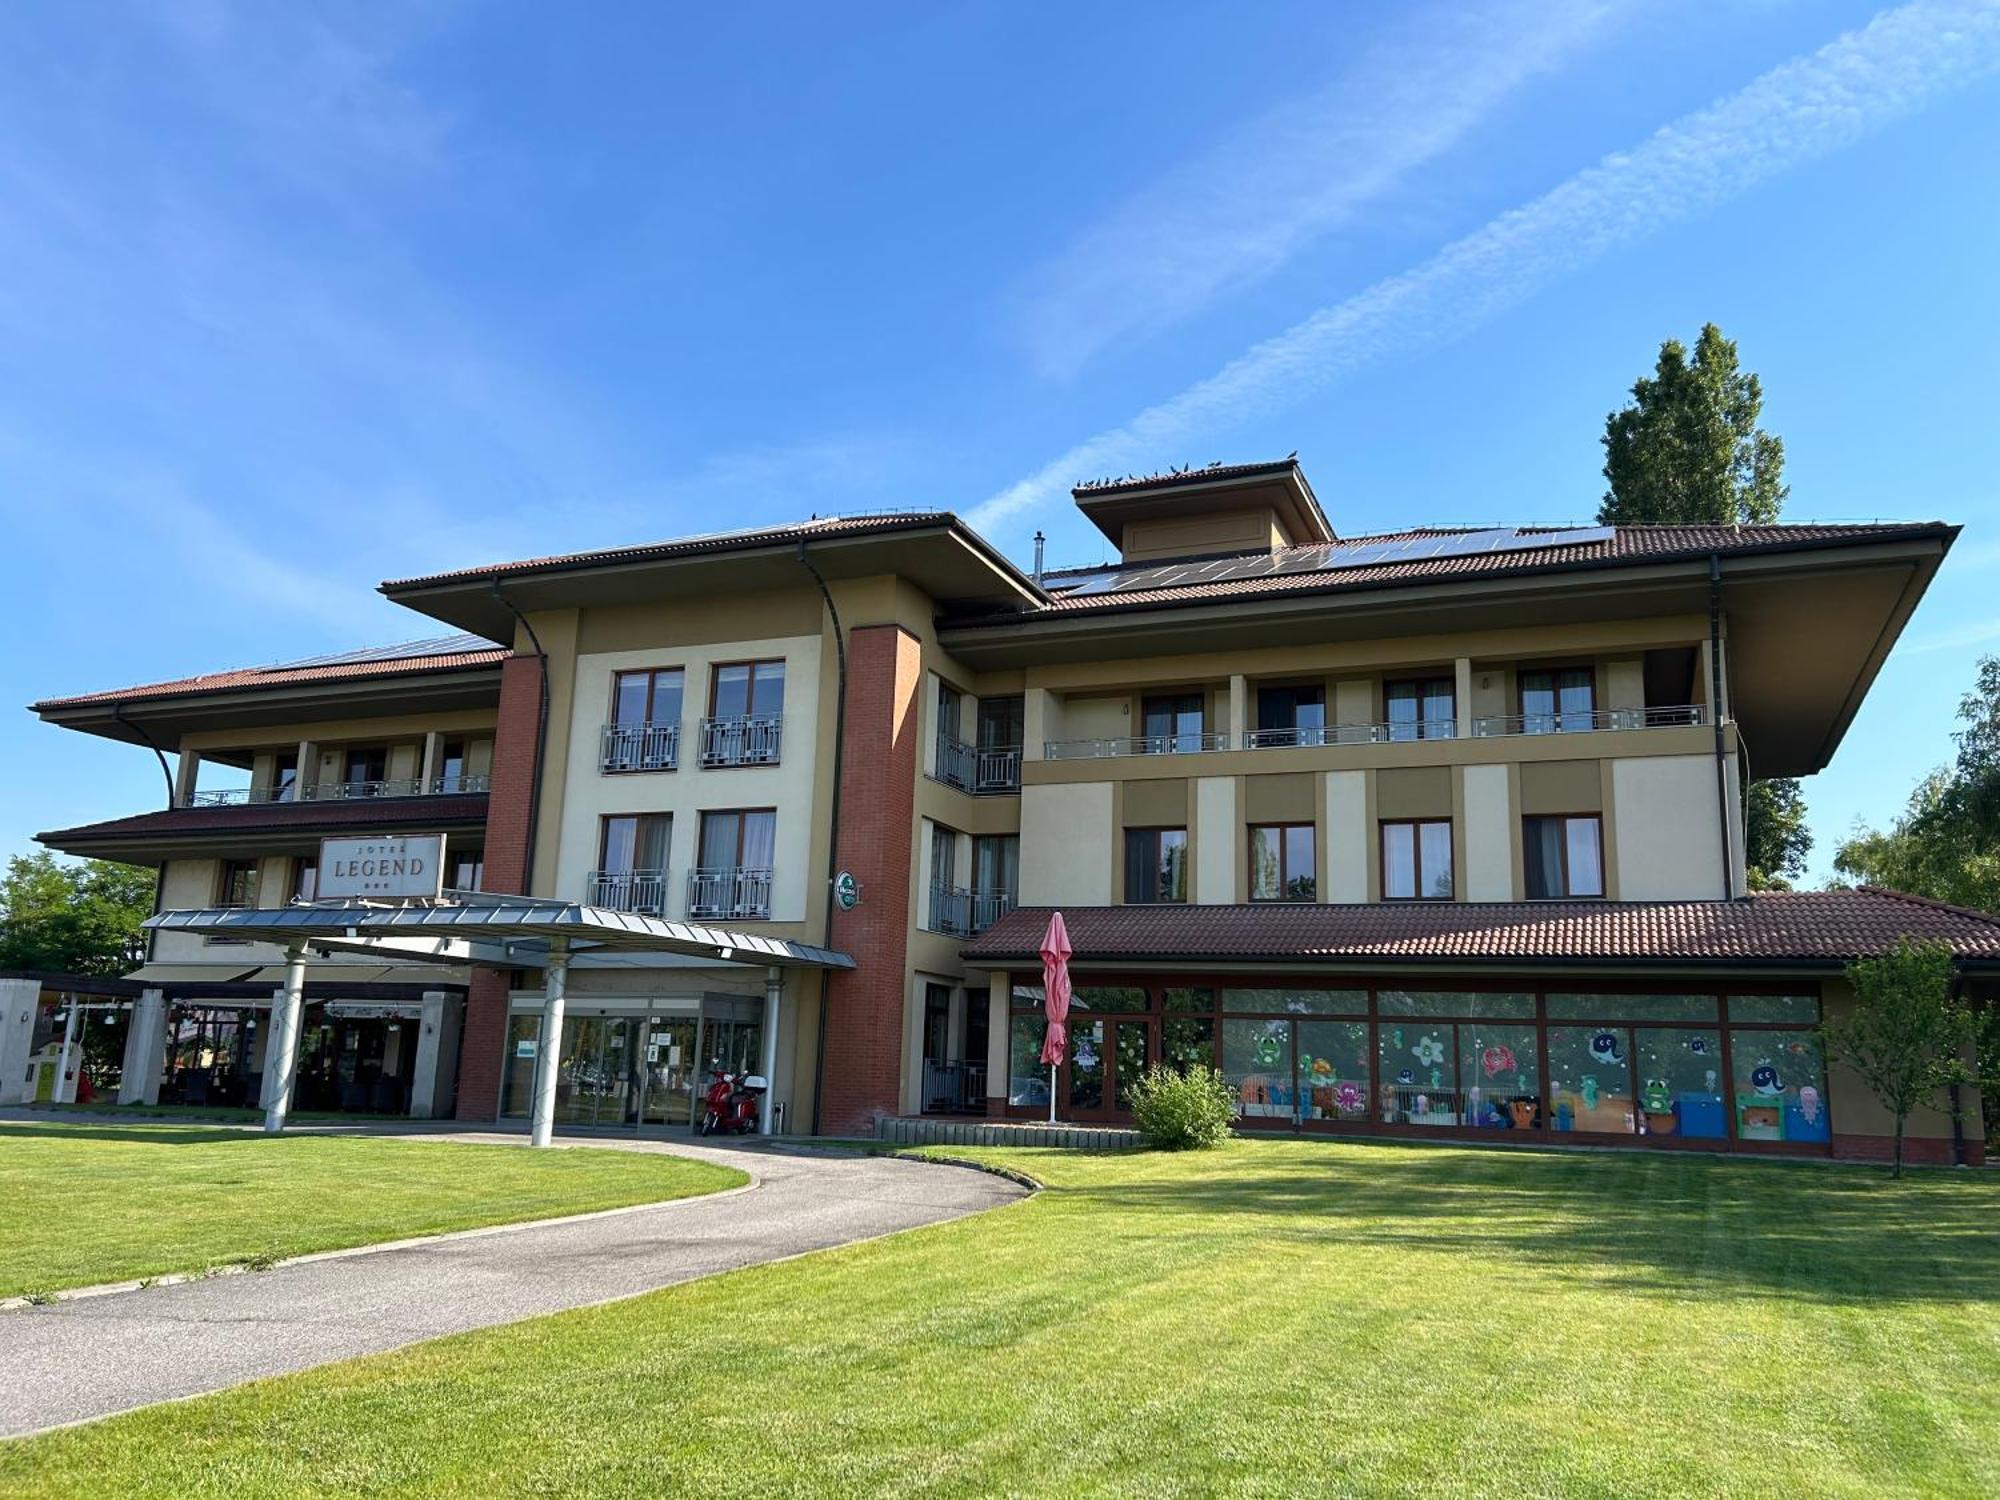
[1472,704,1707,737]
[181,770,490,808]
[970,888,1016,934]
[699,714,783,767]
[927,883,971,938]
[686,867,774,920]
[184,786,286,807]
[1246,721,1456,747]
[428,772,491,794]
[1042,731,1228,760]
[921,1059,989,1114]
[601,721,679,774]
[935,736,1023,794]
[587,868,669,915]
[316,777,429,801]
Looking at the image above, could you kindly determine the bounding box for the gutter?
[489,582,552,895]
[1709,554,1736,898]
[110,702,177,809]
[797,540,850,1137]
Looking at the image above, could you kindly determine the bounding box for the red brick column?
[816,624,922,1135]
[457,650,543,1121]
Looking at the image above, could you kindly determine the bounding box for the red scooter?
[698,1067,767,1136]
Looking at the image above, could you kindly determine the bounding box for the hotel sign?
[317,834,446,901]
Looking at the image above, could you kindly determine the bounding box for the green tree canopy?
[1598,322,1787,527]
[1744,777,1812,890]
[1822,937,1973,1177]
[0,853,156,975]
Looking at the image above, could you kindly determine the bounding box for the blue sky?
[3,0,1998,884]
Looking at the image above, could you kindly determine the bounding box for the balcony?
[1471,704,1706,737]
[1244,722,1455,748]
[601,721,679,774]
[699,715,783,768]
[687,867,774,920]
[934,734,1023,794]
[180,773,490,808]
[1043,732,1229,760]
[927,883,1016,937]
[587,868,668,916]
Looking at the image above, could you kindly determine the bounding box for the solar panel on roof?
[1051,526,1615,598]
[270,633,494,670]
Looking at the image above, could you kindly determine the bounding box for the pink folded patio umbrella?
[1039,910,1072,1126]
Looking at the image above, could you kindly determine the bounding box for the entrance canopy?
[146,896,855,972]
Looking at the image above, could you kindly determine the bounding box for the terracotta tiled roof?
[381,512,962,591]
[34,635,506,711]
[1072,458,1301,496]
[961,890,2000,967]
[977,521,1953,622]
[39,794,490,847]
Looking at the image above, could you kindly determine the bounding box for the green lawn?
[5,1139,1999,1497]
[0,1124,745,1298]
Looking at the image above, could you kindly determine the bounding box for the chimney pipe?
[1032,531,1045,585]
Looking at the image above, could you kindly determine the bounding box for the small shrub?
[1126,1065,1235,1150]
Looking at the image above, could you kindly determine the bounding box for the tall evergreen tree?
[1599,322,1788,527]
[1599,323,1799,879]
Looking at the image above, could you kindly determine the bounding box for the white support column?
[1455,657,1474,739]
[118,988,166,1105]
[0,976,42,1106]
[409,989,461,1119]
[419,731,444,794]
[296,739,319,800]
[173,749,201,807]
[263,943,309,1134]
[759,966,782,1135]
[1228,674,1248,748]
[529,941,571,1148]
[985,971,1009,1112]
[54,996,81,1105]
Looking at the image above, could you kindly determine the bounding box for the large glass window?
[1222,989,1367,1015]
[1124,828,1188,903]
[1633,1027,1727,1139]
[613,667,684,728]
[1727,994,1819,1024]
[976,695,1025,751]
[1379,990,1533,1019]
[217,858,259,908]
[1378,1021,1458,1125]
[1523,815,1604,898]
[600,813,671,874]
[1223,1018,1293,1120]
[343,745,389,789]
[1385,678,1455,741]
[1381,820,1452,900]
[1163,1016,1215,1075]
[1730,1030,1830,1142]
[1250,824,1316,901]
[1547,1026,1637,1134]
[1298,1020,1371,1122]
[711,660,785,719]
[1521,668,1595,734]
[1547,993,1719,1022]
[1072,986,1151,1012]
[1255,685,1326,747]
[272,751,299,803]
[698,809,775,871]
[1008,1012,1048,1108]
[1140,693,1206,753]
[1457,1022,1541,1129]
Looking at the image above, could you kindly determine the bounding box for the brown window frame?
[697,807,778,871]
[1383,676,1456,740]
[1523,813,1606,899]
[708,659,785,719]
[1123,826,1189,904]
[216,858,260,909]
[612,666,686,727]
[1248,823,1317,902]
[598,812,673,874]
[1379,818,1453,901]
[1517,663,1598,731]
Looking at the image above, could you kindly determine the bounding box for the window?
[1385,678,1455,741]
[711,660,785,719]
[450,851,485,893]
[971,834,1019,932]
[936,682,964,743]
[614,667,684,727]
[596,814,671,914]
[272,751,298,803]
[217,858,260,908]
[436,739,469,793]
[1249,824,1316,901]
[976,695,1024,751]
[1123,828,1188,903]
[1729,1030,1829,1143]
[290,858,317,903]
[1254,685,1326,747]
[1523,815,1604,898]
[1381,820,1452,900]
[1547,1026,1636,1133]
[1140,693,1206,753]
[343,746,388,791]
[1520,667,1595,733]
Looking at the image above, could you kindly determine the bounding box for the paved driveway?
[0,1132,1025,1438]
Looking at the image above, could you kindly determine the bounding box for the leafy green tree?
[1744,777,1812,889]
[1822,938,1974,1177]
[1600,323,1797,880]
[1599,322,1787,527]
[0,853,155,976]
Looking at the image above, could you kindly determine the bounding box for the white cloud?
[1011,0,1630,378]
[974,0,2000,534]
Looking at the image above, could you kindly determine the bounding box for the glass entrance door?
[1068,1017,1151,1120]
[637,1018,698,1126]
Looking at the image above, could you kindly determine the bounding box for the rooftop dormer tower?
[1072,457,1334,564]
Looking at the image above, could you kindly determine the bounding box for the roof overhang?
[382,517,1047,640]
[1073,461,1333,549]
[145,898,855,972]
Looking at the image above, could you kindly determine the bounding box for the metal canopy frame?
[145,898,854,972]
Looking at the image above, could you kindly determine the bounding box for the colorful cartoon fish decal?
[1481,1044,1516,1079]
[1751,1062,1783,1096]
[1588,1032,1624,1066]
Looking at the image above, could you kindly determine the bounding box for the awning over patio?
[145,897,855,971]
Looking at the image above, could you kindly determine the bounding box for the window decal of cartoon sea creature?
[1588,1031,1625,1066]
[1480,1044,1516,1079]
[1256,1034,1282,1069]
[1750,1061,1784,1096]
[1334,1080,1365,1114]
[1640,1077,1671,1113]
[1411,1034,1446,1067]
[1797,1084,1823,1123]
[1396,1067,1415,1086]
[1580,1075,1600,1110]
[1074,1037,1098,1071]
[1686,1035,1710,1055]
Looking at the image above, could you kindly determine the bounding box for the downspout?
[1708,555,1736,899]
[112,702,176,809]
[797,540,849,1137]
[489,582,551,895]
